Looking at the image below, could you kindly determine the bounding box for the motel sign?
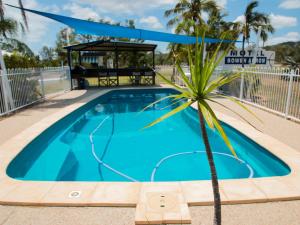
[223,48,275,66]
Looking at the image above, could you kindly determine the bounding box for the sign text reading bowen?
[225,49,267,65]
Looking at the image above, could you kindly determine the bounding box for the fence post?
[40,68,46,98]
[239,68,245,100]
[285,70,294,118]
[0,68,9,113]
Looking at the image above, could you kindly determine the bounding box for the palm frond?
[204,72,241,95]
[207,98,262,131]
[215,94,263,123]
[156,70,190,95]
[139,94,181,113]
[175,61,195,93]
[18,0,28,29]
[0,0,4,20]
[143,101,193,129]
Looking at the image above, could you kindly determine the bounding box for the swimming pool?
[7,88,290,182]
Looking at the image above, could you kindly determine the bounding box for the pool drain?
[68,191,81,198]
[151,151,254,181]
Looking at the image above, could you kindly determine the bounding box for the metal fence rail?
[0,67,71,116]
[175,66,300,122]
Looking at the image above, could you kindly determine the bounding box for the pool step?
[24,142,77,180]
[135,184,191,224]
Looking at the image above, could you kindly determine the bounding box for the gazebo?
[64,40,157,89]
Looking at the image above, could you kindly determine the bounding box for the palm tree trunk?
[242,35,246,68]
[197,104,221,225]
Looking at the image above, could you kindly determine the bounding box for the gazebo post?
[115,47,119,86]
[152,50,155,85]
[67,49,73,90]
[78,51,82,65]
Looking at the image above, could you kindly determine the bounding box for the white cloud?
[140,16,163,29]
[4,0,60,43]
[215,0,227,8]
[265,32,300,45]
[270,13,297,29]
[279,0,300,9]
[234,15,245,23]
[70,0,177,16]
[234,14,297,30]
[63,3,100,20]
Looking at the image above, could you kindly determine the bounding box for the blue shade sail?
[7,4,239,44]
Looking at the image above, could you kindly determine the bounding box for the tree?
[143,33,260,225]
[39,46,60,66]
[3,53,39,68]
[0,17,17,37]
[239,1,274,66]
[0,1,34,58]
[1,38,34,56]
[165,0,219,35]
[0,1,28,29]
[206,9,240,42]
[55,27,78,64]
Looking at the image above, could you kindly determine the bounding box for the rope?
[151,151,254,182]
[89,115,138,182]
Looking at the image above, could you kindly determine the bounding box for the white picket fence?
[175,66,300,122]
[0,66,71,116]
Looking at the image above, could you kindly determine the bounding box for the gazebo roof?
[64,40,157,52]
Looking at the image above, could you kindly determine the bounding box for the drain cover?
[68,191,82,198]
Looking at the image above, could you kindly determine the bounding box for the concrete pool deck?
[0,88,300,224]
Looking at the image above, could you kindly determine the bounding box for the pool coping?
[0,86,300,222]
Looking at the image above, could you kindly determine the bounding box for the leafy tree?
[164,1,239,69]
[165,0,219,35]
[55,28,78,64]
[39,46,60,67]
[144,33,260,225]
[205,9,240,48]
[239,1,274,65]
[3,53,39,68]
[0,17,17,37]
[0,0,28,29]
[1,1,34,59]
[1,38,34,56]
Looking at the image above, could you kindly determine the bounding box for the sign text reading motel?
[225,49,268,65]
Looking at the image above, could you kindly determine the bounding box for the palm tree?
[205,9,240,52]
[0,0,28,29]
[239,0,274,66]
[0,17,32,56]
[165,0,219,35]
[0,17,17,38]
[143,34,260,225]
[0,1,30,55]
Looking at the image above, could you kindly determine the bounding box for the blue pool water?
[7,88,290,182]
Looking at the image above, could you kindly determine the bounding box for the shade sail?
[7,4,239,44]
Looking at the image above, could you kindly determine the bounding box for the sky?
[3,0,300,54]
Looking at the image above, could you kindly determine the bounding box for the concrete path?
[0,90,300,225]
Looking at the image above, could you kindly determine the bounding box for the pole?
[0,49,15,112]
[239,68,245,100]
[203,43,207,65]
[65,27,70,46]
[252,26,262,65]
[67,49,73,90]
[285,70,294,118]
